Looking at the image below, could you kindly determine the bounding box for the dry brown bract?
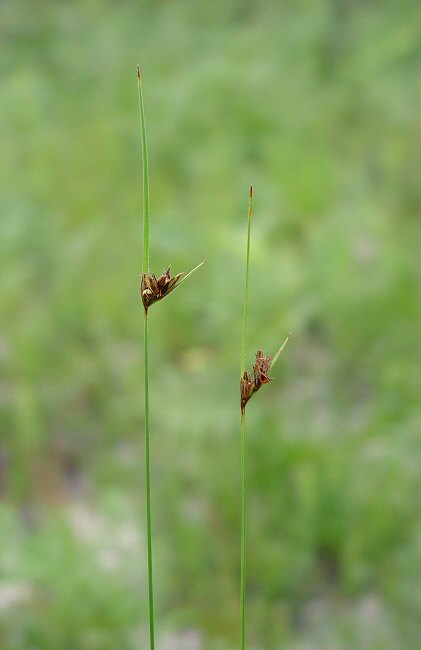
[141,267,183,311]
[240,349,272,412]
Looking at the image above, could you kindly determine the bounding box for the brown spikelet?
[140,267,184,311]
[240,349,273,411]
[240,370,254,413]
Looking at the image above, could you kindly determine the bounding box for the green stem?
[144,310,155,650]
[240,186,253,377]
[137,66,150,275]
[240,186,252,650]
[240,409,247,650]
[138,66,154,649]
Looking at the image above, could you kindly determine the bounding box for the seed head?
[240,349,272,412]
[141,266,183,311]
[253,350,272,389]
[240,369,254,413]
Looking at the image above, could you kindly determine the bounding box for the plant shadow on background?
[1,1,421,649]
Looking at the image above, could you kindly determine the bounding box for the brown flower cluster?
[141,267,183,311]
[240,349,272,412]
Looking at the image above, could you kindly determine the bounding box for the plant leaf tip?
[269,332,292,371]
[179,259,206,284]
[137,65,141,80]
[249,185,253,198]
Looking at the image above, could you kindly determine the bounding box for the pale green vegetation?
[1,1,421,648]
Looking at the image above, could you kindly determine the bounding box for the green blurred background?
[1,1,421,648]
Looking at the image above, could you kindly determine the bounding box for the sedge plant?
[239,186,290,650]
[136,66,204,650]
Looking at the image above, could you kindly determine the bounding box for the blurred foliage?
[1,0,421,648]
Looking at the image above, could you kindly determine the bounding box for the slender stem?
[240,186,253,650]
[138,66,154,649]
[240,409,247,650]
[240,186,253,377]
[137,65,150,274]
[144,310,155,649]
